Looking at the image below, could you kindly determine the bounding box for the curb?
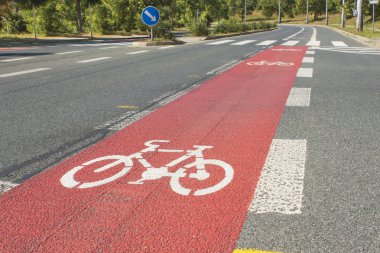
[204,28,278,40]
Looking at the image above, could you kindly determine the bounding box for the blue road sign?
[141,6,160,26]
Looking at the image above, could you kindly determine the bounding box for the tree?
[356,0,363,32]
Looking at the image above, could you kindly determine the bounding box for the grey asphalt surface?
[1,25,379,252]
[236,26,380,252]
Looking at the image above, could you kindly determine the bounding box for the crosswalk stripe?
[331,41,348,47]
[281,40,299,46]
[207,40,235,45]
[77,57,111,63]
[306,41,320,46]
[231,40,256,45]
[250,139,307,214]
[0,57,34,62]
[256,40,276,46]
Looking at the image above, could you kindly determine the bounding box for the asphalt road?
[0,25,379,252]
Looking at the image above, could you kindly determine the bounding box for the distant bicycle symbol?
[247,61,294,66]
[60,140,234,196]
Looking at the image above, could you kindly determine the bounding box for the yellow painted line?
[234,249,284,253]
[116,105,139,110]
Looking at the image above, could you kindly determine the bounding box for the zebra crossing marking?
[281,40,300,46]
[231,40,256,45]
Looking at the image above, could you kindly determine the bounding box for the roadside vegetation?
[0,0,379,39]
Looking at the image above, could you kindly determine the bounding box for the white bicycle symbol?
[60,140,234,196]
[247,61,294,66]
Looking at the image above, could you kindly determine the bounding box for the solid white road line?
[207,40,235,45]
[127,50,149,55]
[77,57,111,63]
[284,27,305,40]
[302,57,315,63]
[331,41,348,47]
[56,50,82,55]
[206,60,240,75]
[286,88,311,106]
[250,139,307,214]
[0,57,35,63]
[0,181,19,194]
[297,68,313,78]
[256,40,277,46]
[306,50,315,55]
[310,27,317,41]
[158,46,175,49]
[231,40,256,45]
[0,68,51,78]
[281,40,300,46]
[306,41,320,46]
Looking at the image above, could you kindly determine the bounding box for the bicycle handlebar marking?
[60,140,234,196]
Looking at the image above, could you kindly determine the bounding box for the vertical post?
[33,5,37,41]
[373,4,375,33]
[151,27,153,41]
[341,0,345,28]
[89,3,93,39]
[244,0,247,24]
[326,0,329,25]
[278,0,281,24]
[306,0,309,24]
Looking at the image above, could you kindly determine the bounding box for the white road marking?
[284,27,305,40]
[250,139,307,214]
[231,40,256,45]
[331,41,348,47]
[56,50,82,55]
[310,46,380,55]
[302,57,314,63]
[158,46,175,49]
[127,50,149,55]
[77,57,111,63]
[99,46,121,50]
[286,88,311,106]
[256,40,277,46]
[310,27,317,41]
[206,60,240,75]
[0,57,35,63]
[207,40,235,45]
[281,40,300,46]
[306,41,320,46]
[0,68,51,78]
[297,68,313,78]
[306,50,315,55]
[0,181,19,194]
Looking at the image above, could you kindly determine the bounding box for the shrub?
[215,19,242,34]
[190,21,209,36]
[155,21,174,40]
[252,22,258,30]
[6,13,27,34]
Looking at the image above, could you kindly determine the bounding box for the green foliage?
[154,21,174,39]
[189,21,209,36]
[6,12,27,33]
[215,19,251,34]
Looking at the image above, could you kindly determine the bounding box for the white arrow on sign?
[144,10,157,22]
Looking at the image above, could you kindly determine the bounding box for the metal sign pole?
[151,27,153,41]
[373,4,375,33]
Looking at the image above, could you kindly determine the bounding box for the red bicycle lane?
[0,46,307,252]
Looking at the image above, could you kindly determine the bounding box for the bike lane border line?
[0,46,307,252]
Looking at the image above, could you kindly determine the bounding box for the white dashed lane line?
[77,57,112,63]
[286,88,311,107]
[127,50,150,55]
[0,68,51,78]
[297,68,313,78]
[99,46,121,50]
[56,51,82,55]
[158,46,176,49]
[0,57,35,63]
[250,139,307,214]
[302,57,315,63]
